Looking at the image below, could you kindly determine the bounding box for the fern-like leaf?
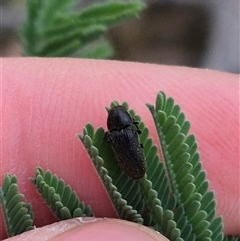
[78,122,143,224]
[31,167,94,219]
[138,176,184,241]
[52,1,145,30]
[21,0,146,57]
[0,175,34,237]
[121,102,188,240]
[77,39,114,59]
[147,91,224,241]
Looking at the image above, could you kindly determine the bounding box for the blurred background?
[1,0,239,73]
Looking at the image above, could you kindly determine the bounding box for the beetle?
[107,105,146,180]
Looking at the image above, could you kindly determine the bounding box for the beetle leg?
[133,121,142,134]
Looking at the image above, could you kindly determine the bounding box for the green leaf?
[78,123,143,224]
[138,177,183,241]
[21,0,146,57]
[76,39,114,59]
[0,175,34,237]
[31,167,94,219]
[148,91,224,240]
[51,1,145,32]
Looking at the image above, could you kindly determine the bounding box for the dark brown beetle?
[107,105,146,180]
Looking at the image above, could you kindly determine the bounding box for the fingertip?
[4,218,169,241]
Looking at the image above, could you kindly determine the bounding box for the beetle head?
[107,105,133,131]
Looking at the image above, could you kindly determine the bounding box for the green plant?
[21,0,146,58]
[31,167,94,219]
[1,91,239,240]
[0,175,34,237]
[79,96,222,241]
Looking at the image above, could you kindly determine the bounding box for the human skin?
[1,58,239,240]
